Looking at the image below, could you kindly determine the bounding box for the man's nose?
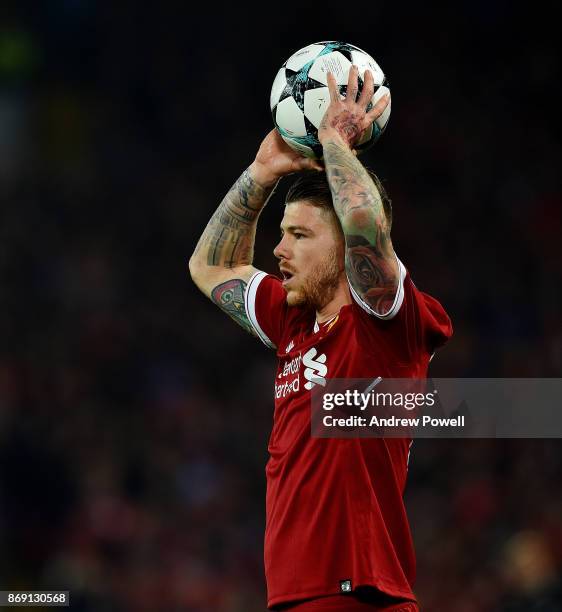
[273,236,290,260]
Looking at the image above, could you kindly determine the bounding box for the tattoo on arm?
[323,140,397,315]
[211,279,256,337]
[345,235,397,315]
[194,168,275,269]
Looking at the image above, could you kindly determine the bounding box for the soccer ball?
[270,41,391,159]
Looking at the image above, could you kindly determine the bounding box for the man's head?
[273,170,392,310]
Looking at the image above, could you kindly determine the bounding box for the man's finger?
[327,72,340,104]
[365,93,390,123]
[358,69,374,109]
[346,65,359,103]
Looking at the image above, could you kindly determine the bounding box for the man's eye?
[294,233,304,240]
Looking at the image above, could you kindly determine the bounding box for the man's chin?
[285,288,305,307]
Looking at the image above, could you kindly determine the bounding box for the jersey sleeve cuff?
[348,254,406,320]
[244,271,277,349]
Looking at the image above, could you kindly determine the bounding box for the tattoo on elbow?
[346,244,397,313]
[211,279,254,335]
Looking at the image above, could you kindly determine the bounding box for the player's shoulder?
[247,270,311,351]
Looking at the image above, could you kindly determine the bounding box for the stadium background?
[0,2,560,610]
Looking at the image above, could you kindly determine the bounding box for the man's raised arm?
[318,66,398,317]
[189,130,321,334]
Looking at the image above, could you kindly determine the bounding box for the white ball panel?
[372,85,391,128]
[350,50,385,84]
[308,51,352,86]
[270,68,287,109]
[275,96,307,137]
[281,135,315,158]
[303,87,330,129]
[286,44,325,71]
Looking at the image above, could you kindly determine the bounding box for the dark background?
[0,2,561,611]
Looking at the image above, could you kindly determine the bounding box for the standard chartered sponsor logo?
[303,347,328,390]
[278,354,302,378]
[275,376,300,398]
[275,354,302,399]
[274,347,329,398]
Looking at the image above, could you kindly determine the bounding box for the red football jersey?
[244,260,452,609]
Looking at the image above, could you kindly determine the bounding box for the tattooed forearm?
[211,279,255,336]
[323,140,397,315]
[323,141,387,228]
[193,168,276,268]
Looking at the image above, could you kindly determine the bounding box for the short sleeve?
[351,260,452,358]
[400,272,453,356]
[244,271,288,350]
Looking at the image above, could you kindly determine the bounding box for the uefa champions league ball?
[270,41,391,159]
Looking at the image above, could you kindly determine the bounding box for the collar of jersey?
[278,304,352,357]
[313,313,338,334]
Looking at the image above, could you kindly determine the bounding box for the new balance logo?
[303,347,328,390]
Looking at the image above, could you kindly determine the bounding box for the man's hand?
[318,66,390,150]
[250,129,323,187]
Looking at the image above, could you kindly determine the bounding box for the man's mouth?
[280,269,295,287]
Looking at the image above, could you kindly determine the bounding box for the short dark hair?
[285,169,393,227]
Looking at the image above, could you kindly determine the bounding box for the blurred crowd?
[0,2,560,611]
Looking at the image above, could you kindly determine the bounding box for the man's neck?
[315,280,351,324]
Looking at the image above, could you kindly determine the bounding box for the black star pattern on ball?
[278,64,327,112]
[303,115,317,136]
